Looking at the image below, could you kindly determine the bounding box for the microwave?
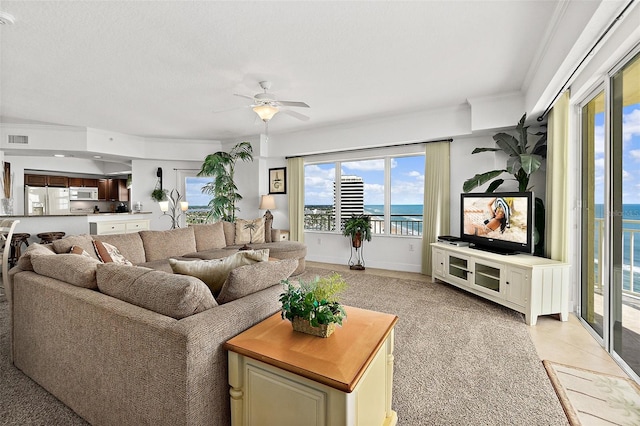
[69,187,99,201]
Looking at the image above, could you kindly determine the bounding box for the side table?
[224,306,398,426]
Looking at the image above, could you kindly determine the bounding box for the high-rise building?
[336,175,364,219]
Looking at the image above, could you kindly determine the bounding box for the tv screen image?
[460,192,534,254]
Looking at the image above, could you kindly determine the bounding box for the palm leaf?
[471,147,501,154]
[462,170,506,193]
[486,179,505,193]
[493,133,521,157]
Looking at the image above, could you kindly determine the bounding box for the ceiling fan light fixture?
[253,104,279,122]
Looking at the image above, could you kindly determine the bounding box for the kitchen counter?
[1,212,153,244]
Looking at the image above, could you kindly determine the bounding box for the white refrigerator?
[25,186,71,215]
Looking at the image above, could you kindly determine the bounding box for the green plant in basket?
[279,273,348,328]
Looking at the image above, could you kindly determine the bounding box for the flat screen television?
[460,191,534,255]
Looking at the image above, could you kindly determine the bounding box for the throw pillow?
[169,249,269,296]
[96,263,217,319]
[234,218,265,244]
[93,240,133,265]
[191,222,227,251]
[216,258,298,304]
[31,254,102,289]
[16,243,56,271]
[51,234,100,260]
[69,245,93,257]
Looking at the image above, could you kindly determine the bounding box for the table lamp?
[259,195,276,222]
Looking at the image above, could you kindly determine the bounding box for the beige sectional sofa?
[6,223,307,426]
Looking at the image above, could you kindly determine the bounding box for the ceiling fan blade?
[234,93,255,101]
[280,109,310,121]
[276,100,310,108]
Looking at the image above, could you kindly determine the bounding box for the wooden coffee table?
[224,306,398,426]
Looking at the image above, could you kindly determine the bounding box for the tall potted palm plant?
[197,141,253,222]
[342,214,372,270]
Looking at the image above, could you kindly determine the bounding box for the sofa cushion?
[96,263,217,319]
[16,243,56,271]
[31,253,102,289]
[52,234,100,260]
[192,222,227,251]
[93,240,133,265]
[222,221,236,246]
[94,233,146,264]
[169,249,269,296]
[139,227,197,261]
[216,258,298,304]
[235,218,265,244]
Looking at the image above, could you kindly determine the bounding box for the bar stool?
[37,231,66,244]
[9,233,30,268]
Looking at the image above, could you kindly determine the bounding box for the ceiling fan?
[234,81,310,122]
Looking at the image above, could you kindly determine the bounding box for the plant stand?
[349,245,365,270]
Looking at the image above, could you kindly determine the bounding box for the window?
[304,154,424,236]
[184,176,210,224]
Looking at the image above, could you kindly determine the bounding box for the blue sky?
[185,177,212,207]
[304,155,425,206]
[594,105,640,204]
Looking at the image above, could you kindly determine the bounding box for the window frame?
[304,146,425,238]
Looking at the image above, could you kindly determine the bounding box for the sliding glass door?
[580,90,605,339]
[611,52,640,375]
[580,50,640,378]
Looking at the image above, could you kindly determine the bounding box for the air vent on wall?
[8,135,28,144]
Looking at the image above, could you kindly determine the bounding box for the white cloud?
[630,149,640,161]
[343,159,384,171]
[624,108,640,143]
[623,169,632,180]
[595,124,605,154]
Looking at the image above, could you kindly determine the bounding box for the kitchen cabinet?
[98,179,129,201]
[68,178,98,187]
[431,243,570,325]
[24,174,69,187]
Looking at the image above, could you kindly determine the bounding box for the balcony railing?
[593,218,640,297]
[304,212,423,236]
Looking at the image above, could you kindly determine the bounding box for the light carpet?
[544,360,640,426]
[1,265,568,425]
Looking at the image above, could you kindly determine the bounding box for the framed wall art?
[269,167,287,194]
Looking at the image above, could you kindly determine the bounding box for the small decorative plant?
[342,214,372,248]
[279,273,348,337]
[151,188,168,202]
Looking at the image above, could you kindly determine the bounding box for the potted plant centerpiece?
[279,273,348,338]
[342,214,372,270]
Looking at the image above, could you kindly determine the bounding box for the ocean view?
[594,204,640,293]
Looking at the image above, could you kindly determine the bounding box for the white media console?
[431,242,570,325]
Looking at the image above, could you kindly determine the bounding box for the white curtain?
[545,91,570,262]
[287,157,305,243]
[422,141,450,275]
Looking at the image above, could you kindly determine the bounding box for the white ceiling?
[0,1,603,141]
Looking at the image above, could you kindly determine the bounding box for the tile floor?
[308,261,628,379]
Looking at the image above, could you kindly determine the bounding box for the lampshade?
[180,201,189,211]
[259,195,276,210]
[253,104,279,122]
[158,201,169,212]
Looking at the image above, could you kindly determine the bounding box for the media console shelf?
[431,242,570,325]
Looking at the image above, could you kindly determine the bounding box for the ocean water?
[364,204,423,235]
[593,204,640,292]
